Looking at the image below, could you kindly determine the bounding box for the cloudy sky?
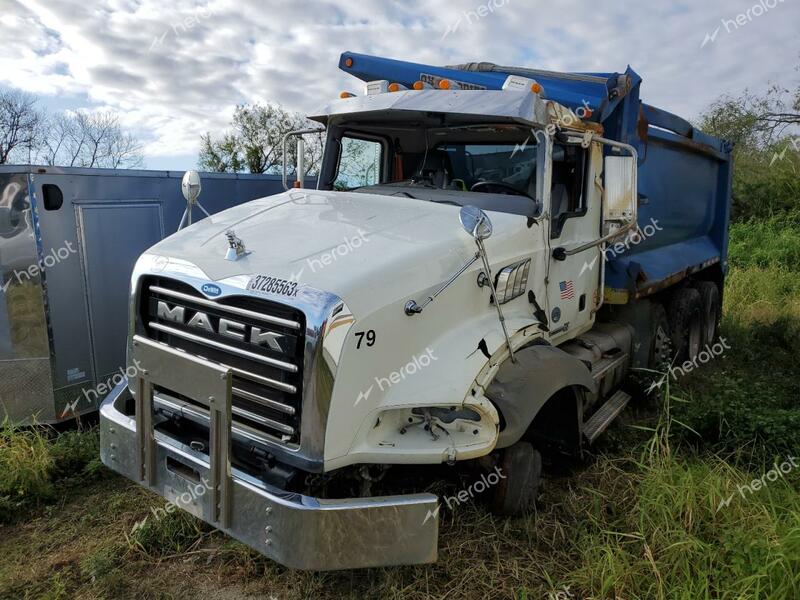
[1,0,797,170]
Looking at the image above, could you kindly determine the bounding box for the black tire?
[667,287,703,363]
[490,441,542,516]
[693,281,721,347]
[649,301,672,370]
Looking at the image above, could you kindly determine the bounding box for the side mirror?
[178,170,209,230]
[181,170,202,205]
[459,205,493,241]
[603,156,636,234]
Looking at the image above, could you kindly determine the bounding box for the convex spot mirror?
[181,170,202,205]
[460,205,493,241]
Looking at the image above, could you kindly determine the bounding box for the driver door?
[545,142,603,339]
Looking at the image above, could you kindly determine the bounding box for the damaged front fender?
[485,343,597,448]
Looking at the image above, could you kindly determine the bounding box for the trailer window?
[42,184,63,211]
[335,137,383,190]
[550,144,587,237]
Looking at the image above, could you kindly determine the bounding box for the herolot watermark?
[149,5,221,52]
[289,229,371,281]
[580,217,663,276]
[422,466,506,524]
[718,456,799,510]
[1,241,77,294]
[669,337,731,379]
[769,136,800,166]
[701,0,787,47]
[442,0,511,39]
[511,100,595,159]
[354,347,438,406]
[605,218,663,259]
[307,229,370,273]
[131,476,213,534]
[60,359,145,417]
[647,338,731,394]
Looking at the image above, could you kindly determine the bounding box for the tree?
[698,85,798,151]
[37,110,144,169]
[198,103,323,176]
[0,90,42,164]
[697,71,800,222]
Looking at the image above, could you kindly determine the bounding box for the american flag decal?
[559,280,575,300]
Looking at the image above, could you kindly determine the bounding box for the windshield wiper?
[392,191,419,199]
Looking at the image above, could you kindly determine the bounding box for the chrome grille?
[137,277,305,445]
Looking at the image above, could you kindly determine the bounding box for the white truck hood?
[147,189,523,316]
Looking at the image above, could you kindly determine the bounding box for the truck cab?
[99,53,731,570]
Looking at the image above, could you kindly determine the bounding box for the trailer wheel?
[490,441,541,516]
[693,281,721,347]
[668,287,703,363]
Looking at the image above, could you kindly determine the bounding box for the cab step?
[583,390,632,444]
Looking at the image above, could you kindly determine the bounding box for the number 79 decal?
[354,330,376,349]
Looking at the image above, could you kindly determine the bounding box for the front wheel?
[490,441,542,516]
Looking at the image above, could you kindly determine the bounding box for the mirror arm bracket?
[404,252,480,316]
[282,128,326,191]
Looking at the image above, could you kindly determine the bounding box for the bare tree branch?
[0,91,42,164]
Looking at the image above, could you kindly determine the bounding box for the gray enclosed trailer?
[0,165,293,423]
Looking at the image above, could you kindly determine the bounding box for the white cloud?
[1,0,798,167]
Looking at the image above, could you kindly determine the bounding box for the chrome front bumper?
[99,336,439,570]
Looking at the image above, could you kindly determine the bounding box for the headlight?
[494,258,531,304]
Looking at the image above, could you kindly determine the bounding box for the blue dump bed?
[338,52,734,302]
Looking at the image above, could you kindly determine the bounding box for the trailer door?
[76,201,163,384]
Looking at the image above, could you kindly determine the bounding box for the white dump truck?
[100,53,733,570]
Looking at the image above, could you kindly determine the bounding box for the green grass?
[728,210,800,271]
[0,422,102,523]
[669,211,800,461]
[1,214,799,599]
[561,390,800,599]
[0,420,53,515]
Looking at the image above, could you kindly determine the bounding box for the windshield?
[328,123,542,216]
[427,143,536,195]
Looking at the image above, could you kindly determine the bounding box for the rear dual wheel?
[694,281,721,347]
[649,301,672,370]
[668,287,704,363]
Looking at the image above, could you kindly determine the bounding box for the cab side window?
[550,144,588,238]
[334,137,383,190]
